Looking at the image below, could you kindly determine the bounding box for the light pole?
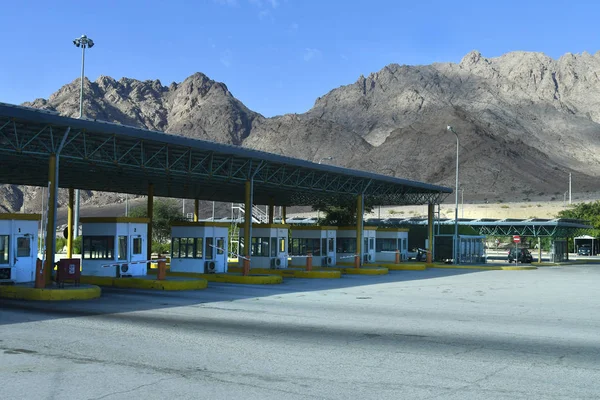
[447,126,459,264]
[318,156,334,164]
[72,34,94,239]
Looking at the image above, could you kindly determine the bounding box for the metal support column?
[147,184,154,266]
[427,203,434,264]
[268,198,274,224]
[194,199,199,222]
[243,180,252,276]
[355,194,363,268]
[44,154,58,284]
[282,206,287,224]
[67,188,74,258]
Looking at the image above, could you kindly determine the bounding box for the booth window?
[133,237,142,255]
[83,236,115,259]
[172,237,197,258]
[290,238,321,256]
[328,238,334,253]
[118,236,128,260]
[206,237,214,260]
[402,238,407,250]
[195,238,203,258]
[376,238,398,252]
[0,235,9,264]
[16,237,30,257]
[251,237,270,257]
[270,238,277,257]
[216,238,225,255]
[336,238,356,253]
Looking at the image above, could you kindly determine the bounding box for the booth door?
[130,235,145,264]
[215,237,226,272]
[14,235,34,282]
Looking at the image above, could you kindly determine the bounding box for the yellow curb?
[80,275,207,290]
[428,264,537,271]
[228,266,341,279]
[317,266,389,275]
[161,271,283,285]
[335,261,379,267]
[375,263,427,271]
[0,285,101,301]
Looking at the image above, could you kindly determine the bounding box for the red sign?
[513,235,521,243]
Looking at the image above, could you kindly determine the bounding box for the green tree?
[312,197,375,226]
[129,199,186,253]
[557,201,600,232]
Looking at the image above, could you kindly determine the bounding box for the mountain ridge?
[2,49,600,213]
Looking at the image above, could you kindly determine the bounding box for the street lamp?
[72,34,94,239]
[318,156,334,164]
[447,125,459,264]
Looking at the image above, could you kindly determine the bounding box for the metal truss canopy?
[0,103,452,206]
[365,217,593,238]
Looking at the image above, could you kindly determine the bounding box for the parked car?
[508,248,533,263]
[578,245,592,256]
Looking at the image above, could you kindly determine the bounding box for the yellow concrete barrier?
[227,266,341,279]
[0,284,101,301]
[80,275,207,290]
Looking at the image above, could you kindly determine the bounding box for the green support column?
[147,184,154,265]
[427,203,434,264]
[355,194,363,268]
[243,180,252,275]
[44,154,57,285]
[67,187,74,258]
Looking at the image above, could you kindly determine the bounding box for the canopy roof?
[0,103,452,207]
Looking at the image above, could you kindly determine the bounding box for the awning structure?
[363,217,593,238]
[0,102,452,207]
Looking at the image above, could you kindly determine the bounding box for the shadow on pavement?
[1,267,494,326]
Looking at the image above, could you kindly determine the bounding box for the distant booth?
[336,226,377,264]
[170,222,229,274]
[375,228,409,262]
[238,224,290,269]
[290,226,337,267]
[434,234,486,264]
[81,217,149,277]
[0,214,39,283]
[574,235,598,255]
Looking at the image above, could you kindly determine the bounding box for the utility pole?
[569,173,572,205]
[72,34,94,239]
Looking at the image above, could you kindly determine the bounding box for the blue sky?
[1,0,598,117]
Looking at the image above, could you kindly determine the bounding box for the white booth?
[375,228,409,262]
[170,222,229,274]
[336,226,377,263]
[0,214,39,283]
[290,226,337,267]
[81,217,149,277]
[238,224,289,269]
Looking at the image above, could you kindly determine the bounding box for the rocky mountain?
[3,50,600,214]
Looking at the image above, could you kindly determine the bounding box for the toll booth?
[81,217,149,277]
[336,226,377,263]
[170,222,229,274]
[238,224,289,269]
[375,228,409,262]
[434,234,486,263]
[290,226,337,267]
[0,214,40,283]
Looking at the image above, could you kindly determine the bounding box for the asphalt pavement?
[1,265,600,399]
